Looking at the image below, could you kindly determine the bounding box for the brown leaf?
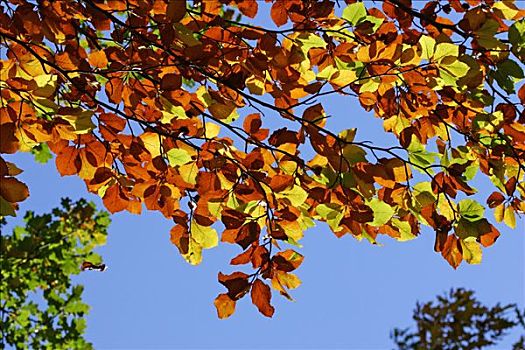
[218,271,250,300]
[486,192,505,208]
[272,249,304,272]
[166,0,186,23]
[160,74,182,91]
[505,177,517,196]
[251,279,274,317]
[214,293,236,319]
[0,177,29,203]
[0,123,19,154]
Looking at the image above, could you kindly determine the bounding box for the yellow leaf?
[503,206,516,229]
[330,70,358,87]
[204,122,221,139]
[190,221,218,249]
[59,111,95,134]
[276,184,308,207]
[434,42,458,62]
[179,162,198,185]
[419,35,435,60]
[460,237,482,265]
[246,75,265,95]
[494,203,505,222]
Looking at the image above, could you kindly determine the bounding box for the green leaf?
[342,145,367,164]
[367,198,395,227]
[458,199,485,222]
[342,2,367,26]
[296,33,327,55]
[166,148,192,167]
[408,139,438,174]
[0,196,16,216]
[315,203,344,231]
[31,143,53,164]
[392,218,415,241]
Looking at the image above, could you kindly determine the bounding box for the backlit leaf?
[251,279,274,317]
[342,2,367,26]
[214,293,236,319]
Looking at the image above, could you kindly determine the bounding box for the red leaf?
[251,279,274,317]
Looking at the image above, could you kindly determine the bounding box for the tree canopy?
[0,198,109,349]
[0,0,524,318]
[391,288,525,350]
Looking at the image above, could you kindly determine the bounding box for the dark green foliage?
[391,288,525,350]
[0,198,110,349]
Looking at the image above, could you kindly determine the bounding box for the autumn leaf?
[214,293,236,319]
[251,279,274,317]
[2,0,524,319]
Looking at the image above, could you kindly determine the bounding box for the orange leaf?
[105,78,124,104]
[441,235,463,269]
[479,224,500,247]
[270,0,287,27]
[103,183,128,213]
[251,279,274,317]
[230,245,254,265]
[237,0,258,18]
[214,293,236,319]
[88,50,108,68]
[55,147,81,176]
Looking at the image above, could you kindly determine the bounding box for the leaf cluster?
[0,0,524,317]
[0,198,110,349]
